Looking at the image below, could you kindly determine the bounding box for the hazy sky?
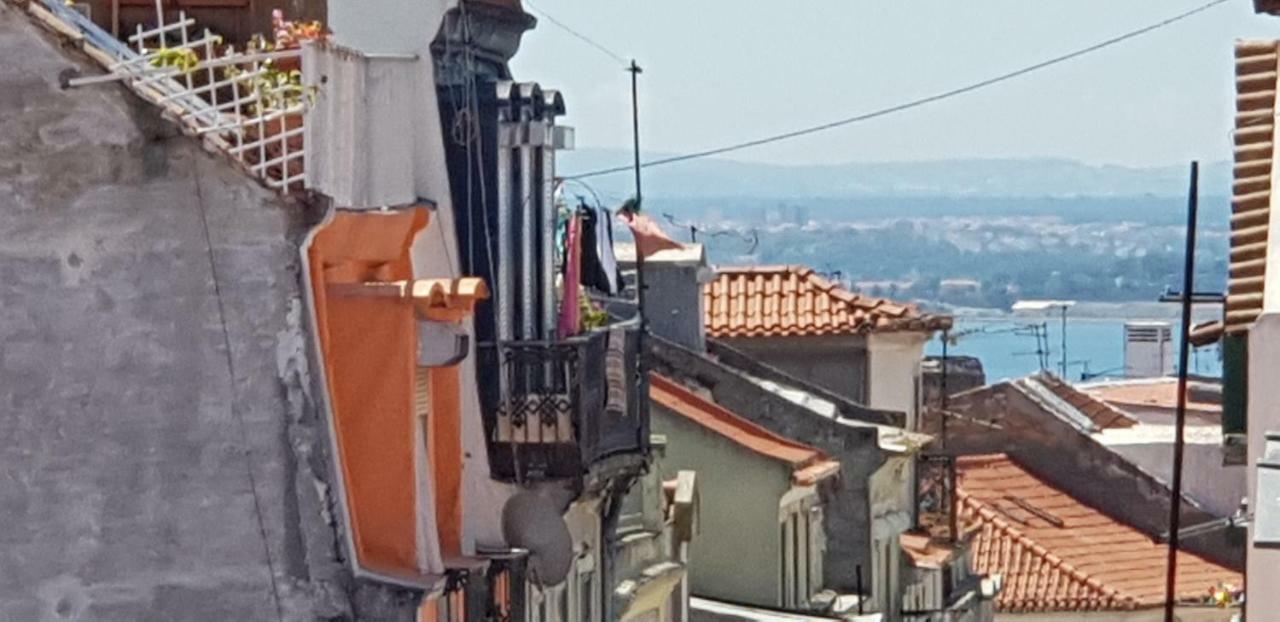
[509,0,1279,169]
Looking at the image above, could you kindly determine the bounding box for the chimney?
[618,243,712,352]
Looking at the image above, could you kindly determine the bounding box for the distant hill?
[559,148,1232,202]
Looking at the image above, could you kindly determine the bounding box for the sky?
[509,0,1280,169]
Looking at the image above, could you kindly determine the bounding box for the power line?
[568,0,1231,179]
[524,0,629,66]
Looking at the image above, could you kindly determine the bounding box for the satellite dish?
[502,492,574,587]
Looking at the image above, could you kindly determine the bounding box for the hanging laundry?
[579,205,620,294]
[557,214,582,339]
[603,327,628,418]
[596,206,620,293]
[617,208,683,259]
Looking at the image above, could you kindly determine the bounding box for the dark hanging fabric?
[577,205,620,294]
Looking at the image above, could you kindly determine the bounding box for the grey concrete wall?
[0,9,391,619]
[642,262,706,353]
[721,336,868,405]
[706,339,901,428]
[651,404,791,607]
[946,384,1243,570]
[648,336,888,594]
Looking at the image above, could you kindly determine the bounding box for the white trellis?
[54,0,309,191]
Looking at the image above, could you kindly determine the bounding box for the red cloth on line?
[618,210,684,259]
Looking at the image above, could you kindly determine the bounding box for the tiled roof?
[1029,374,1137,430]
[1227,41,1280,334]
[1082,378,1221,421]
[703,265,951,339]
[957,454,1239,613]
[899,531,956,569]
[649,373,840,485]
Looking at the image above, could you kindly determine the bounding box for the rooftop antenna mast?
[627,58,648,374]
[1163,161,1199,622]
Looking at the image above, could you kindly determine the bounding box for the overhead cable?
[567,0,1231,179]
[524,0,629,66]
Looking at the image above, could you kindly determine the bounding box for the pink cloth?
[558,215,582,339]
[617,210,684,259]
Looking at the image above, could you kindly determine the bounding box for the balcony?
[479,320,649,481]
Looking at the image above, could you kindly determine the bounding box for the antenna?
[501,492,574,587]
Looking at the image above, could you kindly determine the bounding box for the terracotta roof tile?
[1227,41,1280,334]
[649,373,840,485]
[1032,374,1138,430]
[957,454,1239,613]
[900,531,956,569]
[703,265,951,339]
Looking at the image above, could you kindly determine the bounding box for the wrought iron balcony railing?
[479,320,648,481]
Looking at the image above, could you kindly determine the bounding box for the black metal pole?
[948,456,958,544]
[1060,305,1068,378]
[941,330,949,446]
[628,60,646,334]
[1163,161,1199,622]
[855,565,864,615]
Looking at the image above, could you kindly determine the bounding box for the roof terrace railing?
[41,0,308,192]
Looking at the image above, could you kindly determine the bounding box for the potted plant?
[233,11,327,184]
[267,9,326,73]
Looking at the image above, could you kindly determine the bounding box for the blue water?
[924,318,1223,383]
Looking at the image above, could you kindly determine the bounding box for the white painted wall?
[309,0,459,209]
[1247,313,1280,622]
[866,333,930,430]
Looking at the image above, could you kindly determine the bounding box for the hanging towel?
[557,214,582,339]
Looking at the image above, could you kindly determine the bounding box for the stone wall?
[0,7,398,619]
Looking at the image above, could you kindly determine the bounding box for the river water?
[924,318,1222,383]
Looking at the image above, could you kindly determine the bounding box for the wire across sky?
[526,0,1233,179]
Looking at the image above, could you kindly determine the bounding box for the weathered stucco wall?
[651,404,790,607]
[0,8,383,619]
[648,337,889,596]
[721,335,869,406]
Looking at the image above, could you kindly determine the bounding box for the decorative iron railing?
[479,321,648,481]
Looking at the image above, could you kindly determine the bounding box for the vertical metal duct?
[495,81,514,343]
[540,90,561,342]
[517,83,541,340]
